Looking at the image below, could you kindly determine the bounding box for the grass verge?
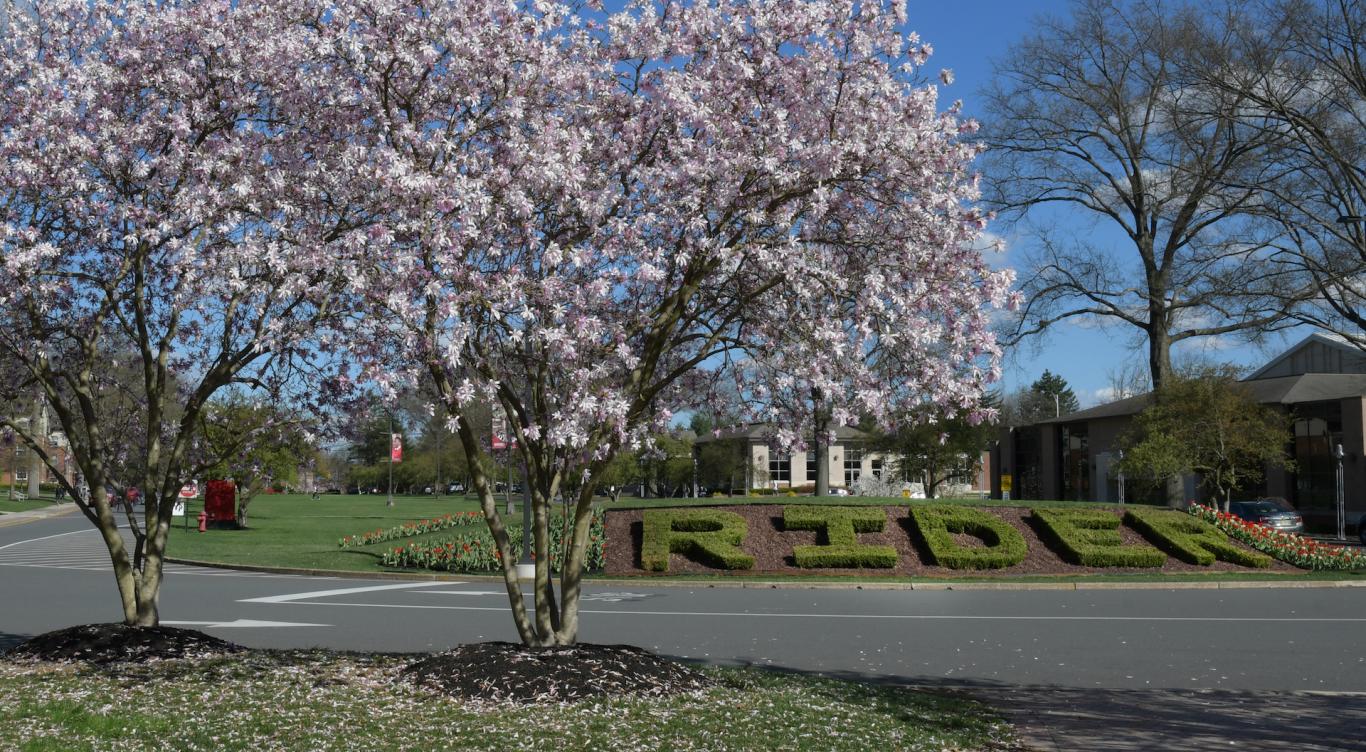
[0,651,1014,752]
[0,498,58,514]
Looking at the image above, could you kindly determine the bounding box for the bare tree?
[984,0,1300,391]
[1203,0,1366,347]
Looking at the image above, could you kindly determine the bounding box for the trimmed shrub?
[1125,507,1272,568]
[908,505,1027,570]
[641,509,755,572]
[783,506,898,568]
[1031,508,1165,567]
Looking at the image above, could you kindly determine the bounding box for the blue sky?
[906,0,1308,406]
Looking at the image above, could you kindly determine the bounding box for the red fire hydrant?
[197,511,208,533]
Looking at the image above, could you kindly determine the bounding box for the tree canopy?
[1118,366,1292,511]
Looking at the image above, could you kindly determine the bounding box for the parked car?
[1228,498,1304,534]
[447,482,465,494]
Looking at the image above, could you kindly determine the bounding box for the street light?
[1335,443,1346,541]
[1117,449,1126,506]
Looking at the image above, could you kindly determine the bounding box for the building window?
[14,470,27,482]
[806,452,817,483]
[871,458,883,480]
[769,453,790,484]
[844,446,863,487]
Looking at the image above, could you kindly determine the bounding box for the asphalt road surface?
[4,513,1366,750]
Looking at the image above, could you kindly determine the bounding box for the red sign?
[178,481,199,499]
[390,433,403,462]
[204,480,237,523]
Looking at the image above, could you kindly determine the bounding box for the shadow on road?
[711,660,1366,752]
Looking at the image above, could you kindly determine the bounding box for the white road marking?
[239,582,455,604]
[162,619,332,629]
[0,528,99,552]
[268,601,1366,622]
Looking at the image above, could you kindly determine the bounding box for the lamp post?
[1335,443,1346,541]
[1117,449,1126,506]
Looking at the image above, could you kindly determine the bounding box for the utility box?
[204,480,237,527]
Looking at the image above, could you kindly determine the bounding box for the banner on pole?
[390,433,403,462]
[491,413,517,450]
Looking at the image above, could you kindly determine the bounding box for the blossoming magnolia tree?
[329,0,1013,647]
[0,2,354,626]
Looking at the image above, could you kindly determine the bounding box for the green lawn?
[0,652,1014,752]
[168,493,483,572]
[0,497,57,514]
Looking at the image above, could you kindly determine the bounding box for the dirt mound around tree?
[402,641,715,704]
[3,623,245,664]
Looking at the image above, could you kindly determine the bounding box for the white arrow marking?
[239,581,454,604]
[162,619,331,628]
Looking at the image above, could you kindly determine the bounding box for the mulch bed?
[604,504,1303,577]
[2,624,246,664]
[402,641,714,703]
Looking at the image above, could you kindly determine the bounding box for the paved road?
[4,514,1366,750]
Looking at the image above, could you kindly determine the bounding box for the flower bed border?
[1188,503,1366,570]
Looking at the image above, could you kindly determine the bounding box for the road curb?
[160,556,1366,590]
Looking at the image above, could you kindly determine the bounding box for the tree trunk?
[552,483,599,645]
[26,393,41,499]
[813,390,830,497]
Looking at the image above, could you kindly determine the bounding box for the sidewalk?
[969,686,1366,751]
[0,502,78,528]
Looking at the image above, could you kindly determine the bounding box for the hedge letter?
[641,509,755,572]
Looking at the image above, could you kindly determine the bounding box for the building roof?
[1245,332,1366,380]
[694,422,872,444]
[1039,372,1366,425]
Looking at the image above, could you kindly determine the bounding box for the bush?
[1031,508,1165,567]
[908,505,1027,570]
[1125,507,1271,568]
[641,509,755,572]
[783,506,898,568]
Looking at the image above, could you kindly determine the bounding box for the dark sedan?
[1228,499,1304,534]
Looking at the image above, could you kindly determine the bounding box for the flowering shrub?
[380,511,606,573]
[338,512,483,549]
[1188,503,1366,571]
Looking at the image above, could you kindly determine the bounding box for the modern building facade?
[991,333,1366,528]
[696,423,992,495]
[695,424,892,492]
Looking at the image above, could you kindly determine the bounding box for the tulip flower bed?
[338,511,484,549]
[1188,503,1366,571]
[380,511,606,573]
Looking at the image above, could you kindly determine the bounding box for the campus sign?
[637,505,1275,573]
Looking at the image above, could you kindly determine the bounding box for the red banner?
[390,433,403,462]
[491,413,517,450]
